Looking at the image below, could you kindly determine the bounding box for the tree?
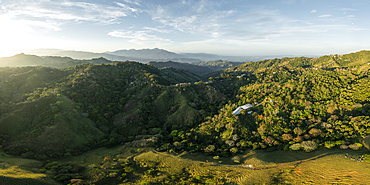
[289,143,301,151]
[349,143,362,150]
[230,147,238,154]
[282,134,293,141]
[308,128,322,137]
[293,127,304,136]
[293,136,303,143]
[300,141,318,152]
[204,145,215,153]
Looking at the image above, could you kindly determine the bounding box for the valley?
[1,50,370,184]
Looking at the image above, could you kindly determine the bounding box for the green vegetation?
[192,60,244,68]
[0,53,112,68]
[149,60,244,77]
[159,51,370,157]
[148,61,215,76]
[1,50,370,184]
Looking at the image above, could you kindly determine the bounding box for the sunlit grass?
[0,150,57,185]
[27,145,370,184]
[0,166,46,179]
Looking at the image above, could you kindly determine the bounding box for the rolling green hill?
[224,50,370,73]
[0,53,112,68]
[159,67,201,83]
[0,61,226,158]
[158,50,370,157]
[1,50,370,184]
[148,61,214,76]
[0,53,48,67]
[149,60,246,77]
[192,60,244,68]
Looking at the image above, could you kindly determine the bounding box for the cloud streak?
[319,14,332,18]
[108,30,171,44]
[146,0,235,34]
[0,0,141,31]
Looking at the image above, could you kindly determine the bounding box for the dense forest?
[162,51,370,156]
[1,51,370,184]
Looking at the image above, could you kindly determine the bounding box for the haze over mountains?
[0,50,246,76]
[26,48,280,63]
[1,50,370,184]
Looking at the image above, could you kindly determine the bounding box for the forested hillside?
[0,61,228,158]
[148,61,215,76]
[149,60,245,76]
[1,51,370,184]
[159,51,370,156]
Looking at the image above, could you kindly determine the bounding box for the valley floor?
[1,146,370,184]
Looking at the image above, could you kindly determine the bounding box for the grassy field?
[0,150,57,185]
[134,148,370,184]
[1,146,370,184]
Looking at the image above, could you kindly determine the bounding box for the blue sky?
[0,0,369,57]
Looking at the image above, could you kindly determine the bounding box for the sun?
[0,15,37,57]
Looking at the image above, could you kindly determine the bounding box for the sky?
[0,0,369,57]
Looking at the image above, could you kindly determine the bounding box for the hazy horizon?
[1,0,370,57]
[5,47,367,59]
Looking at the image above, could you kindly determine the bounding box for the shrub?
[259,142,267,149]
[293,136,303,143]
[173,142,183,150]
[300,141,318,152]
[340,145,348,149]
[355,143,363,148]
[324,141,336,149]
[252,142,259,150]
[232,134,239,141]
[293,127,303,136]
[157,143,171,151]
[335,140,345,146]
[231,156,241,163]
[230,147,238,154]
[239,140,252,147]
[289,143,301,151]
[264,136,272,144]
[308,128,322,137]
[149,128,161,135]
[282,134,293,141]
[204,145,215,153]
[225,140,235,147]
[349,143,362,150]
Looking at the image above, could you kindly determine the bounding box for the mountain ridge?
[26,48,272,62]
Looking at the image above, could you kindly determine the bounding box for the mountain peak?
[107,48,179,59]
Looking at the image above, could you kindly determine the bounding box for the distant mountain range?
[0,53,112,68]
[26,48,269,63]
[0,53,246,76]
[149,60,244,76]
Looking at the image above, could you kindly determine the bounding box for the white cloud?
[143,27,171,33]
[116,2,139,12]
[1,0,141,28]
[147,1,235,34]
[108,30,171,44]
[0,0,143,54]
[311,10,317,13]
[122,0,141,6]
[339,8,357,11]
[319,14,332,18]
[282,0,296,4]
